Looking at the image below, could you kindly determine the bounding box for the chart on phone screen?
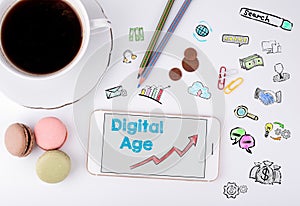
[88,111,220,180]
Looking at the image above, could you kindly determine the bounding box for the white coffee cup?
[0,0,111,79]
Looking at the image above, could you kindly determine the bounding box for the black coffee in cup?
[1,0,83,75]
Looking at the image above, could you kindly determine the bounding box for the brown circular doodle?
[169,68,182,81]
[184,48,197,61]
[182,58,199,72]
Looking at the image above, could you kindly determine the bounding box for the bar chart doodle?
[139,85,170,104]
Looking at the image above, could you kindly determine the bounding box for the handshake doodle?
[254,88,282,106]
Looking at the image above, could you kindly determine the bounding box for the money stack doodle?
[240,54,264,70]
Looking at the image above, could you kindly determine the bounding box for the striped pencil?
[137,0,175,79]
[138,0,192,88]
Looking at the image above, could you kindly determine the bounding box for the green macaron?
[36,150,71,184]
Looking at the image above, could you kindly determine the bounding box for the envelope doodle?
[105,86,127,99]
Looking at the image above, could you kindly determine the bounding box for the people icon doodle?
[230,127,255,154]
[273,63,290,82]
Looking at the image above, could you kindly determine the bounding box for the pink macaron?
[34,117,67,151]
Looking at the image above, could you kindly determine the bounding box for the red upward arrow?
[130,135,198,170]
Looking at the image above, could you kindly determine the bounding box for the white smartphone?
[87,110,221,182]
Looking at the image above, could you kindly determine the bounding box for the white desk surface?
[0,0,299,205]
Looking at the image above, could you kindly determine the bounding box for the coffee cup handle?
[90,18,111,34]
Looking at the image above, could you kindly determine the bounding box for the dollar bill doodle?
[240,54,264,70]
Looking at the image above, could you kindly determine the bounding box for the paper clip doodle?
[218,66,227,90]
[224,78,244,94]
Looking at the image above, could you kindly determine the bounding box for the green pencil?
[137,0,175,79]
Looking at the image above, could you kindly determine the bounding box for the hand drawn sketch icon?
[129,27,144,42]
[105,86,127,99]
[273,63,290,82]
[240,54,264,71]
[223,182,248,199]
[123,49,137,64]
[139,85,170,104]
[254,88,282,106]
[249,160,282,185]
[264,122,291,141]
[262,40,282,54]
[193,21,213,42]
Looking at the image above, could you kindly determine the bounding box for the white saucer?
[0,0,113,109]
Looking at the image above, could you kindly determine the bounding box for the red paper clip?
[218,66,227,90]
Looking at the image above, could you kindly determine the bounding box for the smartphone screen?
[88,110,221,181]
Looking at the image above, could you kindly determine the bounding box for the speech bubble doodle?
[239,134,255,154]
[230,127,246,145]
[222,34,249,47]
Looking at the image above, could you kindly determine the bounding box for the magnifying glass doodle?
[234,105,258,121]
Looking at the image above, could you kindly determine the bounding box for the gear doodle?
[275,128,282,136]
[239,185,248,194]
[265,122,291,141]
[223,182,240,199]
[281,129,291,139]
